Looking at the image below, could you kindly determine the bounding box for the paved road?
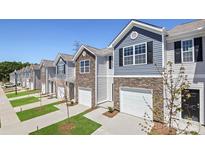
[0,87,26,134]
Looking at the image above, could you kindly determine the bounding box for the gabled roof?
[72,44,113,61]
[54,53,73,65]
[108,19,165,48]
[40,59,55,68]
[30,64,40,70]
[168,19,205,37]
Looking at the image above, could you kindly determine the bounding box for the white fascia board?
[72,45,96,61]
[167,28,205,42]
[109,20,164,48]
[54,53,63,66]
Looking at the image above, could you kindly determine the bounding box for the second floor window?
[80,60,90,73]
[135,43,146,64]
[57,58,65,74]
[109,56,112,69]
[124,46,133,65]
[123,43,147,65]
[182,39,193,62]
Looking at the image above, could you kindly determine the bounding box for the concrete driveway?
[84,107,153,135]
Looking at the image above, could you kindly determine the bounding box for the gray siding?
[166,36,205,80]
[114,26,163,75]
[66,61,75,82]
[166,35,205,125]
[97,56,107,102]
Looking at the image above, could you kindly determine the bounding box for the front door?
[182,89,200,122]
[51,81,53,93]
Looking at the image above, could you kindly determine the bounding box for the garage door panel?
[78,88,91,107]
[120,88,153,120]
[57,87,65,98]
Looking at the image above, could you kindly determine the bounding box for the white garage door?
[30,82,34,90]
[120,87,153,120]
[78,88,92,107]
[57,86,65,99]
[41,83,46,94]
[26,80,30,88]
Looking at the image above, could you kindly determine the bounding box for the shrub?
[108,107,114,113]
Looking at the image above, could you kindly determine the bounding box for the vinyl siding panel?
[114,26,163,75]
[166,35,205,125]
[166,36,205,80]
[66,61,75,82]
[97,56,107,102]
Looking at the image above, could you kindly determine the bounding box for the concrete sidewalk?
[8,93,40,101]
[0,87,26,134]
[14,97,60,112]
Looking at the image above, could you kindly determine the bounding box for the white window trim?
[123,42,147,66]
[79,59,90,74]
[181,38,195,63]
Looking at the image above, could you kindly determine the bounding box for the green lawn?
[10,96,40,107]
[6,90,40,98]
[17,102,59,121]
[30,110,101,135]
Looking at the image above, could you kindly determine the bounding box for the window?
[123,43,147,66]
[182,40,193,62]
[135,43,146,64]
[80,60,90,73]
[57,58,65,74]
[123,46,133,65]
[109,56,112,69]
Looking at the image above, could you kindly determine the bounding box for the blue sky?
[0,19,193,63]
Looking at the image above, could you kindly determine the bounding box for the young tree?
[73,41,81,52]
[64,81,70,119]
[140,61,199,135]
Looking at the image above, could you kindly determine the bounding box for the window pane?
[135,44,146,54]
[80,61,84,67]
[183,52,193,62]
[124,56,133,65]
[85,66,89,72]
[80,67,84,73]
[85,60,89,66]
[124,46,133,56]
[135,54,146,64]
[183,40,193,62]
[183,40,192,52]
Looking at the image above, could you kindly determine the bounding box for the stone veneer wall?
[75,50,96,107]
[113,77,164,122]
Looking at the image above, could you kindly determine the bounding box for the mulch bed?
[58,122,75,134]
[103,110,119,118]
[150,122,176,135]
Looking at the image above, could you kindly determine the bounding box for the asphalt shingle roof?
[59,53,73,61]
[168,19,205,36]
[41,59,55,67]
[84,45,113,56]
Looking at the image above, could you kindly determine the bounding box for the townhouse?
[8,19,205,126]
[166,20,205,125]
[28,64,41,90]
[52,53,75,100]
[9,72,15,84]
[73,45,113,107]
[39,60,56,95]
[72,19,205,125]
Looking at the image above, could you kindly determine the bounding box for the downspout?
[95,56,98,107]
